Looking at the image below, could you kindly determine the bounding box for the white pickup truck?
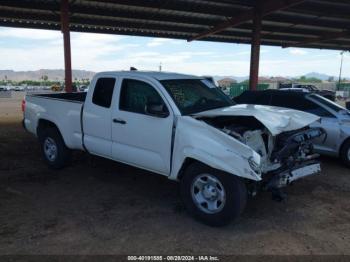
[23,71,324,226]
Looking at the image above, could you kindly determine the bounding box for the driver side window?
[119,79,168,115]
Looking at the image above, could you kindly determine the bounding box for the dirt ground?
[0,92,350,255]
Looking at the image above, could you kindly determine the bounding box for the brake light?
[21,99,26,112]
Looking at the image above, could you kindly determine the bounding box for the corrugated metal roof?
[0,0,349,50]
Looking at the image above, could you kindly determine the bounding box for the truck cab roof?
[94,70,201,81]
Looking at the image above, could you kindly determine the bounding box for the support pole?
[338,51,345,91]
[249,6,262,91]
[61,0,72,93]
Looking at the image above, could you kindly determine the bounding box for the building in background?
[217,77,237,88]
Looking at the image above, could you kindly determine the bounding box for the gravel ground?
[0,92,350,255]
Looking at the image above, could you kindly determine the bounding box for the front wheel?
[340,140,350,167]
[180,162,247,226]
[38,127,71,169]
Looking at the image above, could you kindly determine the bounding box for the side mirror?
[145,103,169,118]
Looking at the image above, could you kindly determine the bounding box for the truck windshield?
[160,79,234,115]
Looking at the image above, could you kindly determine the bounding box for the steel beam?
[188,0,306,42]
[282,30,350,48]
[249,7,262,91]
[61,0,72,93]
[2,1,350,33]
[1,9,350,42]
[1,19,349,51]
[91,0,248,18]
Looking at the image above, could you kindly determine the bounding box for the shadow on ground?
[0,119,350,255]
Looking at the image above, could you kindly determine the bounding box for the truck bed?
[31,92,87,102]
[24,92,85,150]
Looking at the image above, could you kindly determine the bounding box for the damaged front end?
[197,115,325,198]
[263,127,324,198]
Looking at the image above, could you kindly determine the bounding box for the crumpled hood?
[193,104,320,136]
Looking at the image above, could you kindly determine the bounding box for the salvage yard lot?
[0,92,350,254]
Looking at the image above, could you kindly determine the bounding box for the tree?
[240,79,250,84]
[295,76,321,83]
[300,76,307,81]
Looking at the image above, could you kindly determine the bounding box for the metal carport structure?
[0,0,349,92]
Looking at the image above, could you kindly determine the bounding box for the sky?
[0,27,349,77]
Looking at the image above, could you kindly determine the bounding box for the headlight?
[248,156,261,174]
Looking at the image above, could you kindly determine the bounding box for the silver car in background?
[234,90,350,167]
[309,95,350,164]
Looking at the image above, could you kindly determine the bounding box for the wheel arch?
[339,136,350,155]
[176,157,201,180]
[36,119,67,146]
[171,148,261,182]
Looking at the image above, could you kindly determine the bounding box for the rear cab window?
[92,77,116,108]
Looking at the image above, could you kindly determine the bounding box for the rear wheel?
[38,127,71,169]
[180,162,247,226]
[340,140,350,167]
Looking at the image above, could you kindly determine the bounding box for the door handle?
[113,118,127,124]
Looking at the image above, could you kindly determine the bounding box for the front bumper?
[265,160,321,189]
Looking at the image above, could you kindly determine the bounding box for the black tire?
[340,139,350,167]
[38,127,71,169]
[180,162,247,226]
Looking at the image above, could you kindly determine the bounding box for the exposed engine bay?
[199,116,325,174]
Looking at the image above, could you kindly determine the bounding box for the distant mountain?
[303,72,333,81]
[214,72,350,82]
[213,75,249,82]
[0,69,95,81]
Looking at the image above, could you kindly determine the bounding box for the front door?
[111,77,174,175]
